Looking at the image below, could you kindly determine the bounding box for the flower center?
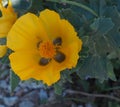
[39,41,56,58]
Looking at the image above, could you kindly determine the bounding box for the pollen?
[39,41,56,58]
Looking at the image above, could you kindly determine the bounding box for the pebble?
[3,96,18,106]
[0,105,5,107]
[28,82,44,89]
[22,90,39,103]
[71,103,77,107]
[0,80,8,89]
[78,105,83,107]
[85,103,93,107]
[0,95,3,99]
[19,100,35,107]
[48,90,55,102]
[39,89,48,104]
[19,81,44,89]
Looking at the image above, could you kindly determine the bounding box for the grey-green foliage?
[60,0,120,83]
[11,0,32,14]
[10,70,20,93]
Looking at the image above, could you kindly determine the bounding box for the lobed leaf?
[10,70,20,93]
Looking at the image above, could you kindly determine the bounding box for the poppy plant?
[7,9,82,86]
[0,0,17,37]
[0,0,17,57]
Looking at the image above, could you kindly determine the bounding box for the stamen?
[39,41,56,58]
[54,51,65,63]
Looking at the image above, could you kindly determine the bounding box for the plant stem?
[46,0,98,17]
[66,89,120,102]
[104,86,120,91]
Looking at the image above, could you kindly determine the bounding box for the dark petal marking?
[54,51,65,63]
[39,57,51,66]
[37,41,42,48]
[53,37,62,46]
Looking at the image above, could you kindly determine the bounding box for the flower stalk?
[46,0,98,17]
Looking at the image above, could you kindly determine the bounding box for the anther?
[39,57,51,66]
[54,51,65,63]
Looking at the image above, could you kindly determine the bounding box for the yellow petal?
[39,9,79,46]
[0,45,7,57]
[0,2,17,37]
[60,43,80,68]
[7,13,48,51]
[9,50,41,72]
[21,62,61,86]
[60,19,79,46]
[52,41,82,72]
[0,16,16,37]
[33,66,60,86]
[19,65,60,86]
[0,2,16,16]
[77,37,83,51]
[39,9,61,40]
[9,51,60,86]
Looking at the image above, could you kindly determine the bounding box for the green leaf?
[61,70,73,83]
[108,101,120,107]
[111,58,120,70]
[28,0,44,14]
[10,70,20,93]
[54,83,62,95]
[69,0,100,21]
[80,36,89,46]
[77,55,107,82]
[79,80,89,92]
[90,18,114,35]
[107,61,116,81]
[104,6,120,47]
[11,0,32,14]
[95,80,108,91]
[99,0,106,16]
[89,16,120,56]
[77,55,116,83]
[89,0,107,16]
[117,0,120,12]
[61,8,81,30]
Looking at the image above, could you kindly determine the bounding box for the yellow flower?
[7,9,82,86]
[0,0,17,38]
[0,45,7,57]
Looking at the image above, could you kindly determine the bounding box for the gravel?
[19,100,35,107]
[0,105,5,107]
[3,96,18,106]
[0,64,86,107]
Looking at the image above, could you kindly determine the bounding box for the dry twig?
[66,89,120,102]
